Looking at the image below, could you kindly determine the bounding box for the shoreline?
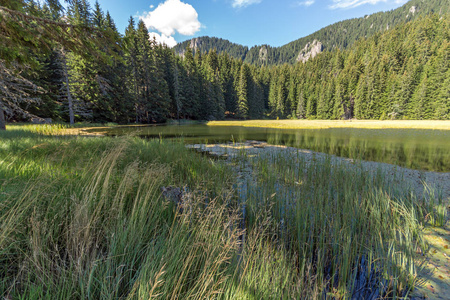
[188,140,450,300]
[187,141,450,202]
[208,120,450,130]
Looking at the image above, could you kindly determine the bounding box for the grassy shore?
[208,120,450,130]
[0,124,446,299]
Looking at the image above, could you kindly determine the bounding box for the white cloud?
[295,0,315,7]
[149,32,178,48]
[329,0,406,9]
[139,0,201,36]
[232,0,262,8]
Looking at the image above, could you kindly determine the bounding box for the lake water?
[87,125,450,172]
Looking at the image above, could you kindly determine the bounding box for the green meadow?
[0,124,447,299]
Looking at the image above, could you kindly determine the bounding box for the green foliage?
[1,127,443,298]
[1,0,449,128]
[264,14,450,120]
[174,0,450,66]
[174,36,249,61]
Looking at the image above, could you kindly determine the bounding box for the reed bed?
[0,125,444,299]
[237,150,440,298]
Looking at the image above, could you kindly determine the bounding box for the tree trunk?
[63,61,75,125]
[60,48,75,125]
[0,102,6,130]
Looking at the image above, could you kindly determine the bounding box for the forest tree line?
[174,0,450,66]
[0,1,449,128]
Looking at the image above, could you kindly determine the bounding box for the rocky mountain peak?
[259,46,268,61]
[189,38,202,51]
[296,40,323,63]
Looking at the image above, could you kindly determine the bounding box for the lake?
[86,124,450,172]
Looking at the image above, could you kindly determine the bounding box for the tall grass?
[0,126,443,299]
[5,124,70,136]
[237,150,433,298]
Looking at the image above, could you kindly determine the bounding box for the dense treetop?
[174,0,449,66]
[0,0,448,128]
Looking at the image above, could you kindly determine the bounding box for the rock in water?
[161,186,182,205]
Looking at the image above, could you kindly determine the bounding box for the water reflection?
[87,125,450,172]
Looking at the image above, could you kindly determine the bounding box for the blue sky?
[89,0,409,47]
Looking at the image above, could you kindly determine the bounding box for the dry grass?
[62,124,153,136]
[1,125,446,299]
[208,120,450,130]
[4,123,152,137]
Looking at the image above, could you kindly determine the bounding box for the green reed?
[0,126,444,299]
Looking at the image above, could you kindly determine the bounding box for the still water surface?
[87,125,450,172]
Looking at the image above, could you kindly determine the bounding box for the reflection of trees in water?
[264,129,448,172]
[103,125,449,172]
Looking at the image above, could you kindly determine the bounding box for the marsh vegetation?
[1,124,447,299]
[89,122,450,172]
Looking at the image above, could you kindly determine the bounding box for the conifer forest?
[1,1,450,299]
[0,0,449,129]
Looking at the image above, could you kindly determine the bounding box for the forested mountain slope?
[174,37,249,61]
[264,14,450,120]
[1,1,449,127]
[174,0,449,65]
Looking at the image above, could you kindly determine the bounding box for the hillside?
[174,0,449,65]
[174,36,249,60]
[1,0,448,129]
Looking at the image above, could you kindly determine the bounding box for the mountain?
[174,36,249,60]
[173,0,449,65]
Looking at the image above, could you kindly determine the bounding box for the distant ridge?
[174,36,249,60]
[173,0,449,65]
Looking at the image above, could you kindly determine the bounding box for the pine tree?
[435,71,450,119]
[296,90,306,119]
[287,74,297,117]
[218,53,236,115]
[268,70,278,117]
[316,85,327,119]
[354,75,368,119]
[148,42,170,122]
[237,64,250,119]
[410,75,429,120]
[45,0,63,20]
[172,60,183,121]
[93,1,105,28]
[181,47,200,119]
[332,82,346,119]
[105,11,117,32]
[123,17,139,121]
[275,67,289,118]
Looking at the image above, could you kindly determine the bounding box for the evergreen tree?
[237,64,250,119]
[296,90,306,119]
[45,0,63,20]
[410,75,429,120]
[287,74,297,117]
[435,71,450,119]
[124,17,139,122]
[354,75,368,119]
[1,4,450,127]
[181,47,200,119]
[93,1,105,28]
